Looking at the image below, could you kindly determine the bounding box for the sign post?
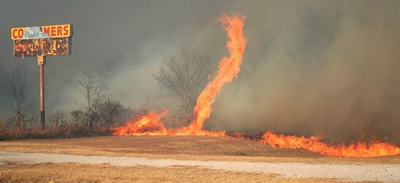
[38,55,46,129]
[11,24,72,130]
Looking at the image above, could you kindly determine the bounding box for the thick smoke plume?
[210,1,400,145]
[1,1,399,144]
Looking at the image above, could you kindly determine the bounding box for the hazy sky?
[1,1,399,143]
[0,0,229,114]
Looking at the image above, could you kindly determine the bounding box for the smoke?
[209,1,400,144]
[0,0,227,114]
[1,1,399,144]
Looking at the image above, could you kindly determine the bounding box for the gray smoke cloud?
[0,0,227,113]
[208,1,400,144]
[0,1,399,144]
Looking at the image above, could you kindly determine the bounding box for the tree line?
[0,48,214,139]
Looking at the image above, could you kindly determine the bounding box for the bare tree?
[97,98,124,127]
[48,110,68,127]
[154,49,215,125]
[71,109,85,125]
[77,73,108,128]
[6,63,32,128]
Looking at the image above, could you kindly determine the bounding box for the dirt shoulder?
[1,152,398,182]
[0,136,399,164]
[1,161,365,183]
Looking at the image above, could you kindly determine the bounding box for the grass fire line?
[261,131,400,158]
[112,14,400,158]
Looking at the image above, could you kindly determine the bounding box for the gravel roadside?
[0,152,399,182]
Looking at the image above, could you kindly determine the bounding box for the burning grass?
[111,108,400,158]
[112,14,246,138]
[261,131,400,158]
[109,13,400,158]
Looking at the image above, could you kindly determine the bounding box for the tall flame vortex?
[187,14,247,132]
[112,14,247,137]
[111,14,400,158]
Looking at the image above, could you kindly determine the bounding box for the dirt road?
[1,152,399,182]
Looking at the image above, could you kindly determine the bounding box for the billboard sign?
[10,24,73,129]
[13,37,70,57]
[11,24,71,40]
[11,24,72,57]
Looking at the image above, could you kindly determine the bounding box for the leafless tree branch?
[6,62,32,128]
[77,73,108,128]
[154,48,215,125]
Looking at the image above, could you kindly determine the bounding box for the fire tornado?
[112,13,400,158]
[186,15,247,132]
[113,14,247,137]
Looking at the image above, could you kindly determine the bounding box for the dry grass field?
[0,162,384,183]
[0,136,398,182]
[1,135,399,164]
[0,161,378,183]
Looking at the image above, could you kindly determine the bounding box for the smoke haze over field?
[210,1,400,144]
[1,1,399,144]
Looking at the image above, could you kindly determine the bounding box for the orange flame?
[261,131,400,157]
[112,110,168,136]
[112,109,225,137]
[112,14,247,138]
[110,14,399,158]
[186,14,247,132]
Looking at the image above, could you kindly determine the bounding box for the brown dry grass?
[1,136,399,164]
[0,125,111,140]
[0,162,377,183]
